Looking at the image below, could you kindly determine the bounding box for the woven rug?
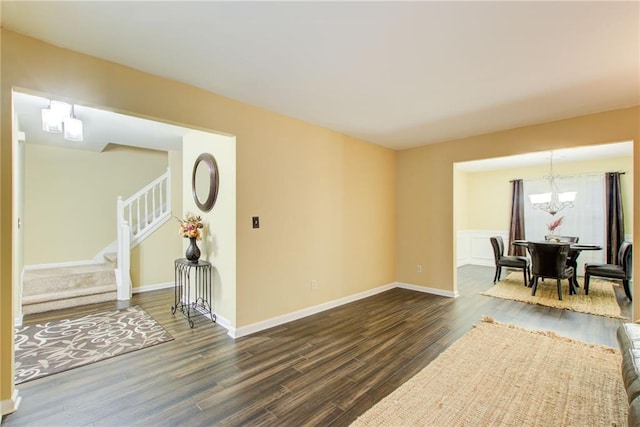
[352,317,627,427]
[14,305,173,384]
[481,272,627,319]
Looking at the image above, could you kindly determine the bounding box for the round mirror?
[192,153,219,212]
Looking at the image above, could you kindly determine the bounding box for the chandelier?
[528,152,576,216]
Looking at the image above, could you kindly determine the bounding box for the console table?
[172,258,216,328]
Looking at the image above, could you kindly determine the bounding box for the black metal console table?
[172,258,216,328]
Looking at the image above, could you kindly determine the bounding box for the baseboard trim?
[233,282,397,338]
[138,280,458,339]
[1,390,21,416]
[396,282,460,298]
[214,314,233,336]
[132,282,174,294]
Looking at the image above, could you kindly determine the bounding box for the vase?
[185,237,201,263]
[547,230,560,242]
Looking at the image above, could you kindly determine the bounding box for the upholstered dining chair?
[527,241,575,300]
[490,236,530,286]
[546,235,580,272]
[584,241,633,301]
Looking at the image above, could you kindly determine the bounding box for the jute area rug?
[14,305,173,384]
[352,318,627,427]
[481,272,627,319]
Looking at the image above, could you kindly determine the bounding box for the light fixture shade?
[41,108,63,133]
[529,193,552,204]
[63,116,83,141]
[50,100,72,118]
[558,191,577,203]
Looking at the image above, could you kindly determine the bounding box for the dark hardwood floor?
[3,265,631,426]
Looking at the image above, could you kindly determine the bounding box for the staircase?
[21,168,171,315]
[22,259,117,315]
[116,168,171,299]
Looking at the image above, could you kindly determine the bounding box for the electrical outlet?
[311,280,318,290]
[417,265,423,273]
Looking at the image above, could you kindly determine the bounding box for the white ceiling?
[3,1,639,151]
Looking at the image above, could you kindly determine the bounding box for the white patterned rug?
[14,305,173,384]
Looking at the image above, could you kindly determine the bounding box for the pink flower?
[176,213,205,240]
[547,216,564,232]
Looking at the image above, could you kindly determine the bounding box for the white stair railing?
[116,168,171,300]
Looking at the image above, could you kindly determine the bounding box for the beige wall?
[397,108,639,306]
[459,155,633,233]
[453,168,469,231]
[23,143,167,265]
[0,30,397,406]
[182,130,237,327]
[237,128,396,326]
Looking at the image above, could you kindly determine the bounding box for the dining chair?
[546,236,580,278]
[527,241,575,300]
[490,236,530,286]
[584,241,633,301]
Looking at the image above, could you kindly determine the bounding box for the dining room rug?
[351,317,627,427]
[480,272,627,319]
[14,305,173,384]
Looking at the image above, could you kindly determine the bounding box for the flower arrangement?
[547,216,564,234]
[176,212,204,240]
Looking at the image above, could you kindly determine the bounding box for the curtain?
[523,174,606,275]
[508,179,526,256]
[605,172,625,264]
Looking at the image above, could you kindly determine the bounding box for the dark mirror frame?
[192,153,219,212]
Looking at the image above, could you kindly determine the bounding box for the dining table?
[511,240,603,291]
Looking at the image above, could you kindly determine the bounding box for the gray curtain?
[605,172,625,264]
[508,179,526,256]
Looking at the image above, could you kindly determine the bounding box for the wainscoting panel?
[457,230,508,267]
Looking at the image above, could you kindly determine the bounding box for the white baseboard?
[214,313,233,335]
[132,282,174,294]
[1,390,21,416]
[231,281,460,339]
[397,282,460,298]
[233,282,397,338]
[172,296,232,336]
[139,279,459,339]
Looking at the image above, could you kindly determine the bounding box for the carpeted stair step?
[22,263,117,315]
[22,291,118,315]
